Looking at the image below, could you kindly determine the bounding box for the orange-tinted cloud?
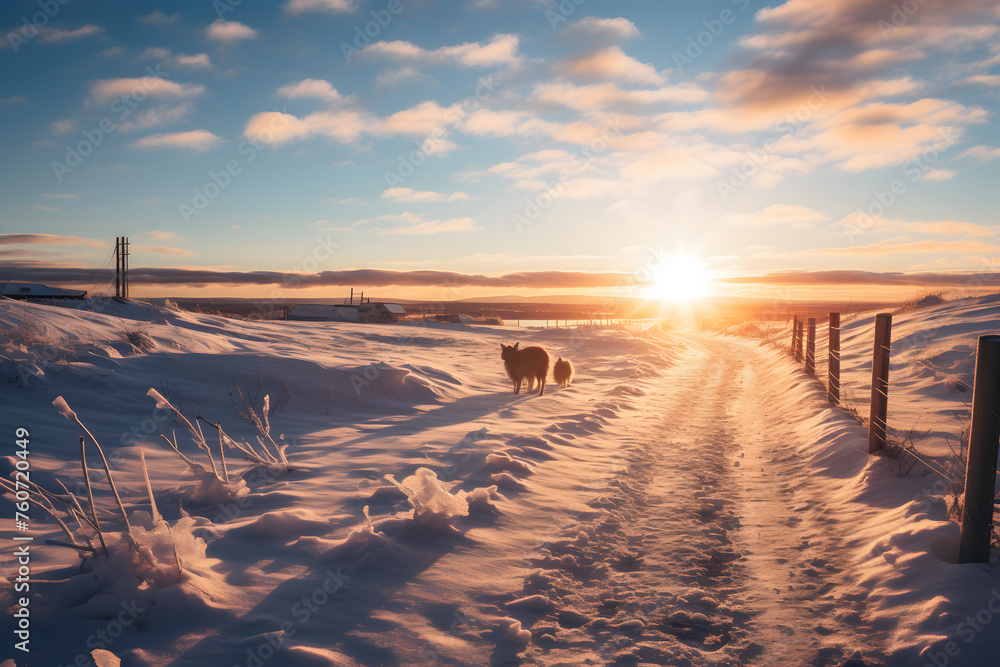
[2,266,647,289]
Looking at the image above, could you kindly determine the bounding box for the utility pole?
[123,236,129,299]
[115,237,120,297]
[115,236,129,298]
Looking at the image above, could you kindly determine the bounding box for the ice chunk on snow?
[464,484,502,515]
[503,619,531,645]
[505,594,552,612]
[384,467,502,531]
[385,467,469,522]
[615,619,644,632]
[490,472,527,491]
[485,451,533,475]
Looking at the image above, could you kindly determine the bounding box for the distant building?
[286,302,405,323]
[357,302,406,323]
[1,282,87,300]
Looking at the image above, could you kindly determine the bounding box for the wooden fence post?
[795,320,804,362]
[805,318,817,375]
[828,312,840,405]
[958,335,1000,564]
[868,313,892,454]
[790,315,798,356]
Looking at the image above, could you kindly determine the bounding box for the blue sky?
[2,0,999,301]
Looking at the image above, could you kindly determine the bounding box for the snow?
[0,294,998,665]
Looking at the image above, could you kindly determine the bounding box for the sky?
[1,0,1000,304]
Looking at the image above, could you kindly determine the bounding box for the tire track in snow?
[496,332,887,666]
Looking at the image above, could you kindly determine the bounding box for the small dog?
[500,342,549,395]
[553,357,574,387]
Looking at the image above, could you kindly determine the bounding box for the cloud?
[37,24,103,44]
[805,238,1000,258]
[459,109,527,137]
[205,19,258,42]
[247,97,461,148]
[149,230,177,240]
[88,78,205,105]
[488,148,587,181]
[959,74,1000,87]
[837,213,996,238]
[40,193,78,199]
[351,211,482,236]
[284,0,355,14]
[419,136,459,156]
[811,98,983,172]
[900,220,995,237]
[1,266,644,289]
[29,204,60,212]
[1,24,100,50]
[533,80,708,111]
[373,100,453,136]
[375,216,482,235]
[362,34,521,68]
[0,233,104,248]
[130,130,224,152]
[116,103,195,133]
[0,96,28,105]
[720,269,1000,289]
[557,47,663,85]
[919,168,955,182]
[244,109,370,146]
[277,78,342,103]
[722,204,829,228]
[50,119,79,135]
[958,145,1000,162]
[715,0,999,128]
[138,11,180,26]
[175,53,212,69]
[380,187,470,202]
[354,212,424,226]
[139,46,172,60]
[561,17,641,44]
[375,66,435,86]
[132,244,195,256]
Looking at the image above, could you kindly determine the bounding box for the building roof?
[286,304,358,321]
[287,302,404,321]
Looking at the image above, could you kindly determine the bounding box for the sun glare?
[645,254,712,303]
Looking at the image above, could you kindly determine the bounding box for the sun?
[644,254,712,303]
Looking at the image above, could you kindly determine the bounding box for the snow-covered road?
[470,332,887,666]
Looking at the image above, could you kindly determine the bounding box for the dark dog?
[500,342,549,395]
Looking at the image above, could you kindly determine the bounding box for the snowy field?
[1,296,999,666]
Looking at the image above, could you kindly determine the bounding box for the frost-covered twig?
[159,431,202,470]
[78,435,107,554]
[139,450,162,524]
[52,397,132,540]
[0,477,77,544]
